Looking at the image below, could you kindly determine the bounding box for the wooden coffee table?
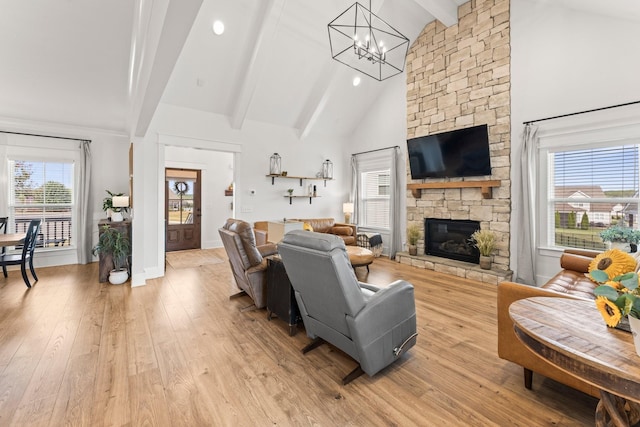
[510,297,640,427]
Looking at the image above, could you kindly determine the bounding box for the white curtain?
[350,155,358,221]
[77,140,92,264]
[389,147,403,259]
[516,124,538,284]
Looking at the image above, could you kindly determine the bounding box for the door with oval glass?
[165,168,201,252]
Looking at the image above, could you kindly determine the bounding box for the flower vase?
[628,316,640,357]
[479,255,492,270]
[609,241,632,253]
[615,316,632,333]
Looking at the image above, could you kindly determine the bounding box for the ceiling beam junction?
[229,0,286,130]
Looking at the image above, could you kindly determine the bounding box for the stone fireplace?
[397,0,513,285]
[425,219,479,264]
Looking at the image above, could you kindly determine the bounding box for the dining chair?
[0,217,9,278]
[0,219,41,288]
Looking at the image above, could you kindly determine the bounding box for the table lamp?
[111,196,129,222]
[343,202,354,224]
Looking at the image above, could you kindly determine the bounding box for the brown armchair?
[219,218,277,309]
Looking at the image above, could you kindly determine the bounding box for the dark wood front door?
[165,168,201,252]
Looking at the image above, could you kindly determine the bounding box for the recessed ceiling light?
[352,76,361,87]
[212,20,225,35]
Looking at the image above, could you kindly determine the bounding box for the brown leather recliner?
[497,249,601,397]
[219,218,277,309]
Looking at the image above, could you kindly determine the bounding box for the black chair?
[0,217,9,277]
[0,219,41,288]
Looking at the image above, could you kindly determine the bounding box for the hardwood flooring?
[0,250,597,426]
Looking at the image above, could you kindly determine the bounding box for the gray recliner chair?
[278,230,417,384]
[218,218,277,309]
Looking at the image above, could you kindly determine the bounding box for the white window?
[359,169,390,229]
[9,159,75,248]
[539,123,640,251]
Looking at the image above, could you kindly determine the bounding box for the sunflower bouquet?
[589,249,640,328]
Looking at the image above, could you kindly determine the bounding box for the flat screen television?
[407,124,491,179]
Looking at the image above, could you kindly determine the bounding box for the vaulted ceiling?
[0,0,638,139]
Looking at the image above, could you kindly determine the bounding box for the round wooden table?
[510,297,640,427]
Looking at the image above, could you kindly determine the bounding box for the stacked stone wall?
[404,0,511,276]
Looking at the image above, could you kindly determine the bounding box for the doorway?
[165,168,201,252]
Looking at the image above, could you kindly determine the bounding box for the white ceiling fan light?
[212,20,225,35]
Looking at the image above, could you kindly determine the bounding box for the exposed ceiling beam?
[295,61,337,140]
[131,0,203,138]
[229,0,286,130]
[413,0,458,27]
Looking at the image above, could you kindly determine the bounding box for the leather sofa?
[497,249,601,398]
[254,218,356,246]
[218,218,278,309]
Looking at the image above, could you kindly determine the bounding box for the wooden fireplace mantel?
[407,180,501,199]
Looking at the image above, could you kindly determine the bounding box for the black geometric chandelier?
[328,0,409,81]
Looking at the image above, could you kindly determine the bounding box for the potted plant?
[92,225,131,284]
[470,229,496,270]
[102,190,128,219]
[407,223,421,256]
[600,224,640,252]
[286,188,294,196]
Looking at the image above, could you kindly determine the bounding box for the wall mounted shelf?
[407,180,501,199]
[285,195,320,205]
[266,174,332,187]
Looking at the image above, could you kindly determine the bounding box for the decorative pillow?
[303,222,313,232]
[331,226,353,236]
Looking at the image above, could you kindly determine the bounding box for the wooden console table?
[510,297,640,426]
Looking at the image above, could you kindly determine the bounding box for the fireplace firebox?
[424,219,480,263]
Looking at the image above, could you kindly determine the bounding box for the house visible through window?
[9,159,74,248]
[360,170,390,229]
[548,145,639,251]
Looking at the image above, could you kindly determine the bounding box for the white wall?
[511,0,640,284]
[132,103,348,285]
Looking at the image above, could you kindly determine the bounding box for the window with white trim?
[359,169,390,229]
[9,159,75,248]
[540,134,640,251]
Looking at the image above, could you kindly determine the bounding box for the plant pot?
[479,255,492,270]
[609,241,632,252]
[628,316,640,357]
[109,268,128,285]
[408,245,417,256]
[111,211,124,222]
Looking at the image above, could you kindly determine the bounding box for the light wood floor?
[0,250,597,426]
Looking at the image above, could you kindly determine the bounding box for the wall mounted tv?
[407,124,491,179]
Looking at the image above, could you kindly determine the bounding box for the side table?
[356,232,383,257]
[266,256,301,336]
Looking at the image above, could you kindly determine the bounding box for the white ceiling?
[0,0,637,138]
